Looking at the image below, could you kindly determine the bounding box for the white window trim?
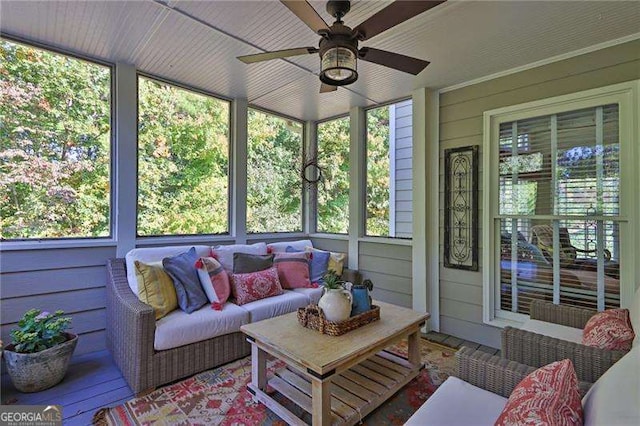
[482,80,639,328]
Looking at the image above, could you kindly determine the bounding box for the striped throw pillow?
[195,257,231,310]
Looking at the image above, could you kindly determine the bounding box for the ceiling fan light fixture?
[319,46,358,86]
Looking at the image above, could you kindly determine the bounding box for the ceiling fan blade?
[281,0,330,33]
[353,1,446,41]
[320,83,337,93]
[238,47,318,64]
[359,47,429,75]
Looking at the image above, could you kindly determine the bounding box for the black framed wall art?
[444,145,479,271]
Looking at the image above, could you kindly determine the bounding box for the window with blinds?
[497,104,621,315]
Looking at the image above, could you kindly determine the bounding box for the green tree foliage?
[317,117,349,234]
[366,106,390,236]
[137,77,229,235]
[0,40,111,239]
[247,109,302,233]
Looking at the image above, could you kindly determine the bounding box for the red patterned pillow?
[274,252,312,289]
[495,359,583,426]
[195,257,230,310]
[230,267,283,305]
[582,308,635,351]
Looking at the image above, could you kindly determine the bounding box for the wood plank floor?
[1,350,134,425]
[0,332,497,425]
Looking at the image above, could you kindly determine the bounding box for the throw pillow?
[495,359,583,426]
[134,261,178,320]
[233,253,274,274]
[274,252,313,289]
[211,242,268,272]
[195,257,231,310]
[287,246,330,285]
[230,267,283,305]
[582,308,635,351]
[305,246,346,277]
[162,247,208,314]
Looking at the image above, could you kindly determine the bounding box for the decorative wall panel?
[444,146,478,270]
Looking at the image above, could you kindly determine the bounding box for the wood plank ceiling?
[1,0,639,121]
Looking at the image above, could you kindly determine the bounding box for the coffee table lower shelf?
[248,350,422,426]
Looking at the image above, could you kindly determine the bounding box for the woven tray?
[297,304,380,336]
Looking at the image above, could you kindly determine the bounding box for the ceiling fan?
[237,0,445,93]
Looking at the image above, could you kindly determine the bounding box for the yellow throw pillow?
[135,261,178,320]
[328,252,346,276]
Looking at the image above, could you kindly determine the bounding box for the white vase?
[318,288,353,322]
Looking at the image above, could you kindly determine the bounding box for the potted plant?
[3,309,77,393]
[318,271,352,322]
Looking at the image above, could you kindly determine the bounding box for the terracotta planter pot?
[3,333,78,393]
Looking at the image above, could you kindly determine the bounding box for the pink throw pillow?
[495,359,583,426]
[582,308,635,351]
[274,252,312,289]
[230,267,283,305]
[195,257,231,310]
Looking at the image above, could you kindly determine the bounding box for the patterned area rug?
[94,339,456,425]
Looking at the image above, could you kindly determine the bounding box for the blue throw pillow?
[286,246,330,284]
[163,247,208,314]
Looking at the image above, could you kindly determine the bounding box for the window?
[137,76,230,236]
[365,99,413,238]
[247,109,303,233]
[316,117,349,234]
[0,39,111,240]
[484,83,637,325]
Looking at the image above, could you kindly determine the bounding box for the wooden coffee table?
[240,301,430,426]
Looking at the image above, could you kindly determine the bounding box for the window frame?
[246,105,306,235]
[0,36,115,246]
[364,98,413,240]
[135,73,233,239]
[482,81,639,328]
[313,113,350,236]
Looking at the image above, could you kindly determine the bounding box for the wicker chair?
[455,347,591,398]
[501,300,628,383]
[406,347,592,424]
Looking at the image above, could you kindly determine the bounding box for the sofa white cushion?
[211,242,268,272]
[405,376,507,426]
[293,287,324,305]
[629,286,640,347]
[154,302,249,350]
[520,319,583,343]
[582,344,640,426]
[239,290,309,322]
[125,245,211,296]
[267,239,313,253]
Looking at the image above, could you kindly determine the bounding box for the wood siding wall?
[310,237,348,254]
[393,99,413,238]
[0,235,310,356]
[359,242,412,308]
[438,39,640,348]
[1,246,116,356]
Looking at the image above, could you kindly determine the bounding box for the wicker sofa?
[407,345,639,425]
[106,258,252,395]
[106,253,360,395]
[502,298,636,383]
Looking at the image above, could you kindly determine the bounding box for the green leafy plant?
[322,271,345,290]
[10,309,72,354]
